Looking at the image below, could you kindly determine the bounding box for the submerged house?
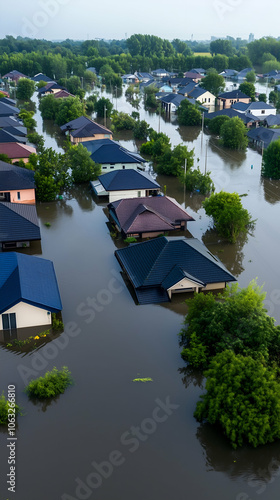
[84,139,145,173]
[91,169,160,202]
[0,160,36,203]
[61,116,112,143]
[115,237,236,304]
[0,202,41,249]
[0,253,62,331]
[217,90,251,109]
[108,196,194,238]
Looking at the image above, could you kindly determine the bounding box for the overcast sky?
[1,0,278,42]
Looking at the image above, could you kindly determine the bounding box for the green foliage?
[36,80,47,89]
[66,143,101,183]
[269,90,280,109]
[133,120,150,140]
[239,81,256,101]
[52,313,64,330]
[181,333,208,369]
[261,138,280,179]
[177,100,201,126]
[245,70,256,83]
[132,378,153,382]
[208,115,230,136]
[34,147,70,201]
[194,350,280,448]
[200,68,225,96]
[141,134,194,177]
[85,94,97,115]
[258,93,267,103]
[0,392,21,424]
[220,116,248,150]
[0,153,12,163]
[180,280,280,368]
[210,39,235,57]
[18,108,36,131]
[124,237,137,243]
[39,94,84,126]
[144,85,159,108]
[126,34,176,57]
[25,367,73,399]
[16,78,35,100]
[263,60,280,73]
[27,132,44,152]
[182,168,215,195]
[94,97,113,118]
[111,111,136,130]
[247,37,280,66]
[203,191,253,242]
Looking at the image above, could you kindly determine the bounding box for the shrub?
[25,367,73,399]
[0,392,21,424]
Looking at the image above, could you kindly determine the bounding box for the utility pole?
[205,139,208,175]
[261,140,264,166]
[201,112,204,156]
[158,102,161,133]
[183,158,187,208]
[104,105,107,128]
[115,85,118,111]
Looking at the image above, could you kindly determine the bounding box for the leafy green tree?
[16,78,35,100]
[66,143,101,183]
[203,191,253,242]
[263,60,280,73]
[157,143,194,176]
[94,97,113,118]
[133,120,150,140]
[0,153,12,163]
[180,280,280,367]
[39,94,60,120]
[34,147,70,201]
[245,70,256,83]
[111,111,135,130]
[144,85,159,108]
[200,69,225,96]
[220,116,248,150]
[194,350,280,448]
[177,100,201,126]
[210,39,234,57]
[18,108,36,131]
[239,81,256,101]
[182,169,214,195]
[269,90,280,109]
[55,97,84,126]
[261,139,280,179]
[34,172,60,202]
[36,80,47,89]
[258,93,267,103]
[27,132,44,152]
[208,115,230,136]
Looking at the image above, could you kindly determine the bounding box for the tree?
[200,69,225,96]
[66,143,101,183]
[180,280,280,368]
[27,132,44,153]
[16,78,35,100]
[208,115,230,136]
[245,70,256,83]
[258,93,267,103]
[203,191,253,242]
[182,169,214,195]
[210,39,234,57]
[133,120,150,140]
[239,82,256,101]
[0,153,12,163]
[55,97,84,126]
[194,350,280,449]
[220,116,248,150]
[261,138,280,179]
[111,111,135,130]
[94,97,113,118]
[18,108,36,131]
[157,143,194,176]
[177,100,201,126]
[34,147,70,201]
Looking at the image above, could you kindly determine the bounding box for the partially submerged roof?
[0,161,35,189]
[247,126,280,148]
[0,202,41,243]
[109,196,194,234]
[0,252,62,314]
[0,129,26,144]
[115,237,236,304]
[83,139,145,165]
[31,73,55,83]
[0,101,20,117]
[218,90,250,99]
[61,116,112,135]
[98,169,159,192]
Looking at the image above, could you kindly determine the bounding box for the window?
[137,191,141,197]
[0,192,5,199]
[122,165,125,169]
[261,110,265,114]
[17,192,21,200]
[2,313,17,330]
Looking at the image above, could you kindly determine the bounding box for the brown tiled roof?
[0,143,36,159]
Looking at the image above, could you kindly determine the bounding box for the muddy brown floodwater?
[1,83,280,500]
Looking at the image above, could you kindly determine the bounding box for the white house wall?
[0,301,52,330]
[100,162,145,173]
[109,189,146,203]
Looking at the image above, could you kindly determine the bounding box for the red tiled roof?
[0,143,36,159]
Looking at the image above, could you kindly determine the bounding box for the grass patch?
[25,366,73,399]
[124,237,138,243]
[0,392,22,424]
[132,378,153,382]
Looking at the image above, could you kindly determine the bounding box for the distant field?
[193,52,212,57]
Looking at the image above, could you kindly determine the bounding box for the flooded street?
[1,84,280,500]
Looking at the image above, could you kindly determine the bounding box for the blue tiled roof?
[98,169,160,191]
[0,202,41,243]
[115,237,236,304]
[0,102,20,117]
[83,139,145,165]
[0,253,62,314]
[0,161,35,190]
[218,90,250,99]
